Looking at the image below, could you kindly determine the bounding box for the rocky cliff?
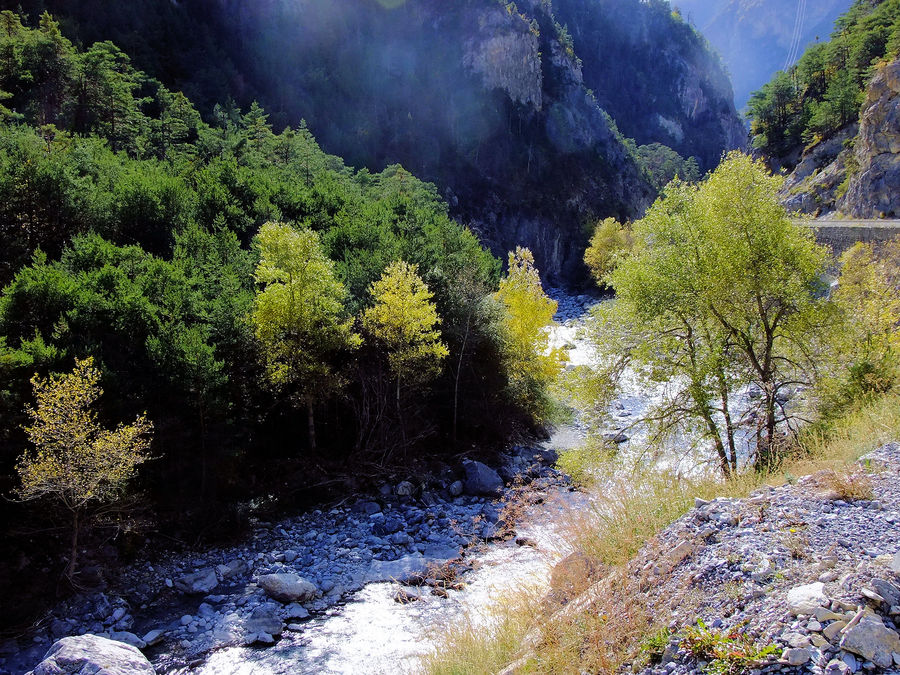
[782,58,900,219]
[552,0,747,169]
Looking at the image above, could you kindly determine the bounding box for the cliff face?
[197,0,659,282]
[843,58,900,218]
[782,58,900,219]
[552,0,746,169]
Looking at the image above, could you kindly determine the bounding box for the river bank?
[6,293,600,675]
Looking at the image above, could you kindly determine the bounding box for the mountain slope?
[677,0,853,110]
[747,0,900,218]
[6,0,744,282]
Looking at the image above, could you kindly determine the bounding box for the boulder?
[107,631,146,649]
[395,481,415,497]
[244,604,284,637]
[840,611,900,669]
[463,460,503,496]
[258,573,318,603]
[27,634,155,675]
[215,559,249,581]
[787,582,828,615]
[174,567,219,595]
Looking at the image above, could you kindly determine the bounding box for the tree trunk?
[452,315,472,446]
[307,401,317,452]
[68,509,79,583]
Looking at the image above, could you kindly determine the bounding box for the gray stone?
[283,603,310,620]
[840,612,900,669]
[282,549,298,563]
[141,629,166,646]
[107,631,146,649]
[825,658,852,675]
[26,634,155,675]
[174,567,219,595]
[787,582,829,615]
[782,648,811,666]
[871,579,900,607]
[258,573,318,603]
[396,481,415,497]
[462,460,503,496]
[448,480,464,497]
[244,604,284,637]
[891,552,900,574]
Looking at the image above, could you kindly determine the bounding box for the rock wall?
[842,59,900,218]
[781,58,900,220]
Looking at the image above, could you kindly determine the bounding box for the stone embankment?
[627,443,900,675]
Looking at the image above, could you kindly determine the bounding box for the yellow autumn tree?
[494,247,562,421]
[363,260,449,401]
[251,222,360,451]
[16,357,153,581]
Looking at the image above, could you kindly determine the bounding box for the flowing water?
[169,294,597,675]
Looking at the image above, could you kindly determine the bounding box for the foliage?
[682,620,778,675]
[748,0,900,158]
[585,153,828,474]
[636,143,701,191]
[494,247,562,422]
[16,357,152,579]
[583,217,633,285]
[251,222,359,449]
[817,241,900,417]
[363,260,448,387]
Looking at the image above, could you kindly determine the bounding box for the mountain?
[746,0,900,218]
[676,0,854,110]
[6,0,744,282]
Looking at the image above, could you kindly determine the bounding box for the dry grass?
[422,391,900,675]
[565,466,759,568]
[419,590,542,675]
[813,468,875,501]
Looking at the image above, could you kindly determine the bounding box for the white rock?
[787,582,829,615]
[258,573,318,603]
[26,634,154,675]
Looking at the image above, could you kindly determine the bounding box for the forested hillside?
[747,0,900,217]
[2,0,744,281]
[0,11,583,621]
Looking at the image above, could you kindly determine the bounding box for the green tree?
[251,222,359,451]
[818,241,900,414]
[15,357,152,582]
[594,153,827,473]
[494,247,562,422]
[584,217,633,285]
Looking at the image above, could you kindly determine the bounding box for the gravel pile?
[632,443,900,675]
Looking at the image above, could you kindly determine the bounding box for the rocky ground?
[628,442,900,675]
[4,447,571,675]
